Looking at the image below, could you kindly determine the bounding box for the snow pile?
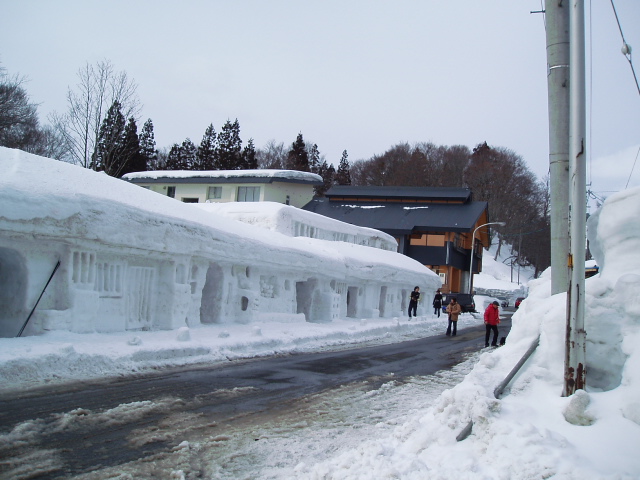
[0,149,402,269]
[193,201,398,250]
[0,147,437,336]
[301,186,640,479]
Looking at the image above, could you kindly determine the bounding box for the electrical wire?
[608,0,640,192]
[625,145,640,189]
[610,0,640,96]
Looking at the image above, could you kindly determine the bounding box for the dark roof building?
[303,186,492,294]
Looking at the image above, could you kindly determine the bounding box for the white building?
[0,148,440,337]
[123,169,323,208]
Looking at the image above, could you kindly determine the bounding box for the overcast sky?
[1,0,638,205]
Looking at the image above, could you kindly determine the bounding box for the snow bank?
[0,147,438,337]
[193,201,398,251]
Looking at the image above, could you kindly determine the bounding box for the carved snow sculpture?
[0,147,439,337]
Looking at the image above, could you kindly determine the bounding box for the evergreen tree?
[180,138,197,170]
[139,119,158,170]
[287,133,309,171]
[196,124,217,170]
[164,143,183,170]
[308,143,320,174]
[325,163,336,191]
[216,119,243,169]
[155,146,169,169]
[93,100,126,176]
[119,117,146,176]
[335,150,351,185]
[315,161,327,195]
[242,138,257,169]
[314,160,335,196]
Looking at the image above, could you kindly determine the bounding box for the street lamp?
[468,221,506,294]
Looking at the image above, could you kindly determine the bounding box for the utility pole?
[563,0,587,397]
[545,0,571,295]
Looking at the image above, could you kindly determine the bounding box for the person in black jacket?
[432,289,443,317]
[408,286,420,319]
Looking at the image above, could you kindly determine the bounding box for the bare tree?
[24,125,69,159]
[256,140,287,169]
[0,68,39,149]
[51,60,141,168]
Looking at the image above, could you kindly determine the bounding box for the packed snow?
[0,147,437,337]
[1,145,639,478]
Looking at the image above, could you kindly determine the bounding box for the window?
[237,186,260,202]
[426,234,445,247]
[181,197,199,203]
[167,186,176,198]
[72,251,96,286]
[94,262,123,297]
[454,233,465,250]
[409,234,427,246]
[410,233,446,247]
[207,186,222,200]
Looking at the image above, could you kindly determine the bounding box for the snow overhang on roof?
[122,169,323,186]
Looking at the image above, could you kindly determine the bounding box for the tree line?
[1,59,548,274]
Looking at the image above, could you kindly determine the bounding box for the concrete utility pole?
[545,0,571,295]
[563,0,587,397]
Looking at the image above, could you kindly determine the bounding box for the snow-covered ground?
[2,147,639,478]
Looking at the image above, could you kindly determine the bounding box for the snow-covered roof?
[123,169,323,185]
[303,196,488,234]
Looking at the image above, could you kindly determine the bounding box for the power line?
[608,0,639,195]
[625,145,640,189]
[610,0,640,96]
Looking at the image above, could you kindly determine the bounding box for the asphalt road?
[0,312,512,479]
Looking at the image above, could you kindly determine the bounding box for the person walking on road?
[408,286,420,320]
[445,297,461,336]
[484,300,501,347]
[432,289,443,317]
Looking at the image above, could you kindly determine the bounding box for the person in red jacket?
[484,301,501,347]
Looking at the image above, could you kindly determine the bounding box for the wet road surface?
[0,315,511,479]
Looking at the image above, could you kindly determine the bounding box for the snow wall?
[192,201,399,251]
[0,148,440,337]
